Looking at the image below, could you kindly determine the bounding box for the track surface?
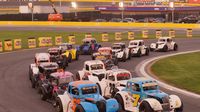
[0,27,200,112]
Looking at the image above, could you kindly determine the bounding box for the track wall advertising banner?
[28,38,36,48]
[38,37,52,47]
[14,39,22,49]
[142,30,148,38]
[55,36,62,45]
[186,29,192,38]
[4,39,12,51]
[102,33,109,42]
[128,31,134,40]
[0,41,3,52]
[85,33,92,38]
[115,32,122,41]
[169,29,175,38]
[156,30,162,38]
[68,35,76,44]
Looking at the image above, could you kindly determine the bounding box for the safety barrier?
[0,21,200,29]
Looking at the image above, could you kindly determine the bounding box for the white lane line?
[135,50,200,98]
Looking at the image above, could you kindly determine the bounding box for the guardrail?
[0,21,200,29]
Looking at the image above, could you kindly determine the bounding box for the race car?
[76,38,101,55]
[76,60,107,82]
[112,43,131,62]
[59,43,79,63]
[29,53,51,85]
[38,71,74,101]
[98,68,132,98]
[114,77,183,112]
[150,37,178,52]
[29,62,59,88]
[92,47,118,69]
[48,47,68,69]
[128,40,150,57]
[55,81,119,112]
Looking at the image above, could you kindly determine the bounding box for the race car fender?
[150,43,156,49]
[157,43,165,49]
[71,49,77,59]
[57,93,71,112]
[62,51,70,57]
[106,98,119,112]
[125,48,130,58]
[141,98,163,111]
[80,102,99,112]
[115,91,129,109]
[30,64,39,75]
[132,47,140,54]
[116,86,126,92]
[116,51,124,58]
[171,42,176,49]
[98,80,108,96]
[169,95,182,109]
[88,75,99,83]
[76,46,80,51]
[77,71,85,80]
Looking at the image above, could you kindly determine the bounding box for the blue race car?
[114,77,183,112]
[77,38,101,55]
[55,80,119,112]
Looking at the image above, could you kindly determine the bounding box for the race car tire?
[174,44,178,51]
[137,49,142,57]
[114,58,118,65]
[76,73,81,80]
[174,101,183,112]
[122,53,126,62]
[114,94,125,111]
[139,101,154,112]
[111,88,119,98]
[97,83,102,95]
[75,105,85,112]
[63,56,68,67]
[40,87,48,101]
[128,50,131,60]
[92,56,95,60]
[96,100,106,112]
[75,51,79,60]
[68,53,72,63]
[55,98,63,112]
[88,47,93,55]
[150,48,154,51]
[145,48,150,56]
[163,45,168,52]
[31,79,36,88]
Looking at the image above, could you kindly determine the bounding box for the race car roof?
[35,53,50,60]
[70,81,96,88]
[128,77,157,85]
[60,43,72,46]
[108,69,131,75]
[39,62,58,69]
[84,60,104,66]
[158,37,172,40]
[129,40,143,43]
[50,71,73,79]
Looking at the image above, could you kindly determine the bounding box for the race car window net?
[158,39,166,42]
[132,83,140,92]
[72,87,79,95]
[112,46,121,50]
[130,42,138,46]
[117,73,131,81]
[82,86,98,95]
[90,64,103,70]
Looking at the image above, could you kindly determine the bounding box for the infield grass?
[151,52,200,94]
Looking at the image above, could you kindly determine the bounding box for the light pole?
[119,0,124,21]
[28,2,34,21]
[169,2,174,23]
[71,1,77,17]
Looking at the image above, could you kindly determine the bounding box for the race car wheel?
[137,49,142,57]
[96,100,106,112]
[55,98,63,112]
[97,83,102,95]
[111,88,119,98]
[75,105,85,112]
[163,45,168,52]
[40,87,47,101]
[114,58,118,65]
[31,79,36,88]
[174,44,178,51]
[114,94,125,111]
[63,56,68,67]
[76,73,80,80]
[122,53,126,62]
[88,47,93,55]
[139,101,154,112]
[128,50,131,60]
[145,48,150,56]
[75,52,79,60]
[174,101,183,112]
[68,53,72,63]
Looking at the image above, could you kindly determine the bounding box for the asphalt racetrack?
[0,26,200,112]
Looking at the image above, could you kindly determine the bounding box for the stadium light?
[71,1,77,17]
[119,1,124,21]
[169,2,174,23]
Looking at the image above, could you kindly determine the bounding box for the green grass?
[151,52,200,94]
[0,30,199,51]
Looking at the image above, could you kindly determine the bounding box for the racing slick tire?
[114,94,125,111]
[122,53,126,62]
[111,88,119,98]
[75,51,79,60]
[174,44,178,51]
[63,56,68,67]
[163,45,168,52]
[139,101,154,112]
[68,53,72,63]
[96,100,106,112]
[145,48,150,56]
[55,98,63,112]
[137,49,142,57]
[31,79,36,88]
[75,105,85,112]
[97,83,102,95]
[174,101,183,112]
[40,87,48,101]
[128,50,131,60]
[114,58,118,65]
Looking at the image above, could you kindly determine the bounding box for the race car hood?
[145,90,168,100]
[91,70,106,75]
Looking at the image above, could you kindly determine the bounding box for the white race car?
[98,68,132,98]
[115,77,183,112]
[112,43,131,62]
[128,40,150,57]
[150,37,178,52]
[76,60,107,82]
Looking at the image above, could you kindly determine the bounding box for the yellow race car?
[59,43,79,63]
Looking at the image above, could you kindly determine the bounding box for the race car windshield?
[143,83,158,91]
[59,76,73,85]
[117,73,131,81]
[49,52,59,56]
[82,86,98,95]
[112,46,121,50]
[158,39,166,42]
[130,42,138,46]
[38,60,49,63]
[90,64,103,70]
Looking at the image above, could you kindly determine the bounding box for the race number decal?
[132,94,140,107]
